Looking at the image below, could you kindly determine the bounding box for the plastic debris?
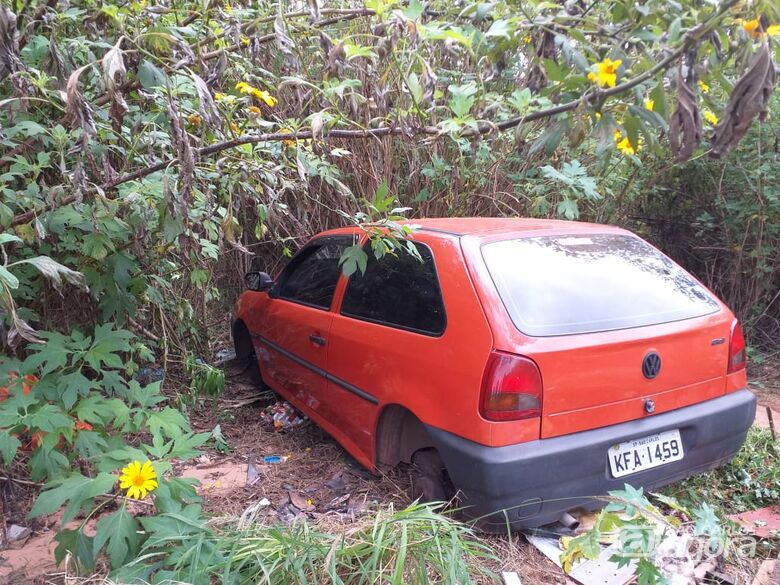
[246,455,261,485]
[260,401,308,431]
[262,455,289,464]
[135,366,165,386]
[7,524,31,542]
[289,491,315,512]
[729,505,780,538]
[214,348,237,364]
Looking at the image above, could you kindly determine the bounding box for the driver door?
[252,236,352,417]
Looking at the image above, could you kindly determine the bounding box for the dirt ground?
[2,358,779,584]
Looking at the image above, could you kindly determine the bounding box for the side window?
[341,243,446,335]
[277,238,351,309]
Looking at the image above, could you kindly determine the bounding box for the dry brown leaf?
[669,67,702,162]
[102,39,128,132]
[711,42,776,159]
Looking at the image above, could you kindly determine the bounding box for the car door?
[325,240,450,465]
[253,236,352,417]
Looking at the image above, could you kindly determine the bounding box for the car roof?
[320,217,628,239]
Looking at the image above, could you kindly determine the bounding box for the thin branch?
[3,0,738,229]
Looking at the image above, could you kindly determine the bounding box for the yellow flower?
[279,126,296,146]
[187,113,202,126]
[241,35,250,46]
[742,18,760,35]
[119,460,158,499]
[587,57,622,88]
[594,112,602,120]
[698,80,709,94]
[613,130,636,156]
[522,34,532,44]
[247,105,262,116]
[224,0,231,13]
[230,122,240,134]
[214,92,225,101]
[644,99,654,111]
[235,82,278,107]
[703,109,719,125]
[768,25,780,36]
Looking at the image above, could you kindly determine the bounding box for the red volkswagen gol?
[232,218,755,529]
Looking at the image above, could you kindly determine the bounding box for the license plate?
[608,429,684,478]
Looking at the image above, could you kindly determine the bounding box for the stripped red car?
[232,218,755,528]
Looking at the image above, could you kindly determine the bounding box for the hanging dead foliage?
[190,72,222,127]
[166,99,195,208]
[710,42,776,159]
[101,39,128,133]
[63,65,97,141]
[0,7,22,81]
[669,68,702,162]
[524,30,556,93]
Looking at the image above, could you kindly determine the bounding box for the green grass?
[118,502,499,585]
[663,427,780,516]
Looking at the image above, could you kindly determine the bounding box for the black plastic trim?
[250,333,379,405]
[426,389,756,529]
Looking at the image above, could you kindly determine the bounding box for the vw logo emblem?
[642,352,661,379]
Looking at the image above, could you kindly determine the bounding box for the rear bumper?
[426,389,756,529]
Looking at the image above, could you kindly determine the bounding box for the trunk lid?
[479,232,730,438]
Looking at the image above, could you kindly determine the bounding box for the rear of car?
[428,226,755,528]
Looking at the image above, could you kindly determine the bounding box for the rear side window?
[277,238,351,309]
[482,234,719,336]
[341,243,446,335]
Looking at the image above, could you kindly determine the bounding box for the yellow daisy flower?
[644,99,654,111]
[235,82,278,107]
[742,18,760,35]
[247,105,262,115]
[187,113,202,126]
[698,80,709,94]
[230,122,241,134]
[119,460,158,500]
[587,57,622,88]
[613,130,636,156]
[214,92,225,101]
[703,109,719,125]
[279,127,296,146]
[768,25,780,36]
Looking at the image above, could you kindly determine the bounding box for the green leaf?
[93,506,140,568]
[28,445,69,481]
[23,332,73,377]
[24,403,72,432]
[14,256,87,293]
[635,558,665,585]
[75,395,129,426]
[147,407,190,439]
[84,324,133,371]
[0,233,22,245]
[57,371,97,409]
[136,59,168,89]
[339,244,368,277]
[0,432,21,464]
[0,265,19,289]
[30,472,116,524]
[55,528,95,570]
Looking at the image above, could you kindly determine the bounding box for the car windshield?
[482,233,719,336]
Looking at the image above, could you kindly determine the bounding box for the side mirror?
[245,271,273,292]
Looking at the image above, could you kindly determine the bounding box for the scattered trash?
[729,505,780,538]
[324,471,348,492]
[502,572,522,585]
[289,491,315,512]
[326,493,352,512]
[214,348,237,364]
[525,533,636,585]
[135,366,165,386]
[276,502,302,523]
[263,455,289,464]
[260,401,308,431]
[246,455,261,486]
[237,498,271,529]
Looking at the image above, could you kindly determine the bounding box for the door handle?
[309,334,326,346]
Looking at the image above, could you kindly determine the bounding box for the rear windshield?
[482,234,719,336]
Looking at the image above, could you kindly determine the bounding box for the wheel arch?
[375,404,437,469]
[232,319,254,361]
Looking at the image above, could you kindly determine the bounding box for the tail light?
[727,319,746,374]
[480,350,542,421]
